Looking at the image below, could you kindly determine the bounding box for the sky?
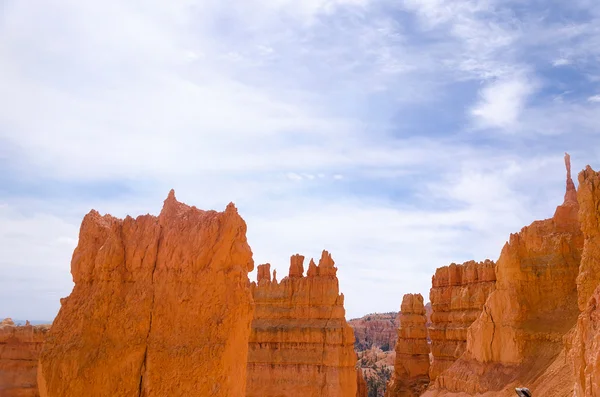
[1,0,599,321]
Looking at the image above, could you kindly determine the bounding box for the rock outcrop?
[385,294,430,397]
[0,319,50,397]
[571,165,600,396]
[246,251,357,397]
[430,153,584,395]
[38,191,255,397]
[428,260,496,380]
[349,312,399,351]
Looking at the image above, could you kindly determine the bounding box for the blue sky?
[1,0,599,321]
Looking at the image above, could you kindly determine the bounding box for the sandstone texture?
[430,153,584,395]
[385,294,430,397]
[246,251,357,397]
[38,190,255,397]
[428,260,496,380]
[0,319,50,397]
[571,165,600,397]
[349,312,399,351]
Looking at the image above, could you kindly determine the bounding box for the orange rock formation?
[246,251,357,397]
[571,165,600,396]
[430,153,584,395]
[385,294,430,397]
[0,319,49,397]
[357,368,368,397]
[349,312,399,351]
[428,260,496,380]
[38,191,255,397]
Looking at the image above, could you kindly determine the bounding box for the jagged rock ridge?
[38,191,255,397]
[246,251,357,397]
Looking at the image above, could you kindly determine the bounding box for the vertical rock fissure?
[320,305,334,396]
[138,223,162,397]
[487,306,495,360]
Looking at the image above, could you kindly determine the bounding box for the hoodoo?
[385,294,430,397]
[38,191,255,397]
[246,251,357,397]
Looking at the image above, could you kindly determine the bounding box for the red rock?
[0,319,50,397]
[349,312,399,351]
[385,293,430,397]
[246,251,357,397]
[38,190,255,397]
[428,260,496,380]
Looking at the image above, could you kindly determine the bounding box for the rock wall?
[430,153,584,395]
[349,312,399,351]
[0,319,49,397]
[246,251,357,397]
[385,294,430,397]
[571,165,600,396]
[38,190,255,397]
[428,260,496,380]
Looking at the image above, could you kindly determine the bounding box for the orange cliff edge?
[385,293,430,397]
[246,251,358,397]
[37,190,255,397]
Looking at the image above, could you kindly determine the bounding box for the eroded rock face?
[246,250,357,397]
[428,260,496,380]
[571,165,600,397]
[349,312,399,351]
[38,190,255,397]
[0,320,50,397]
[385,294,430,397]
[357,368,368,397]
[432,154,584,394]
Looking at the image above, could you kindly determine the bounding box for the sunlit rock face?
[38,191,255,397]
[385,293,430,397]
[428,260,496,381]
[246,251,358,397]
[429,153,584,396]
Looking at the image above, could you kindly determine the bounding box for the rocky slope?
[246,251,357,397]
[428,260,496,380]
[38,190,255,397]
[0,319,50,397]
[349,312,399,351]
[385,294,430,397]
[427,153,584,395]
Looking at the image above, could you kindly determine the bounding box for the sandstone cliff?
[571,165,600,396]
[0,319,49,397]
[385,293,430,397]
[38,191,255,397]
[246,251,357,397]
[429,153,584,395]
[357,368,368,397]
[428,260,496,380]
[349,312,399,351]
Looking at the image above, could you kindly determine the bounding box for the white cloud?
[552,58,572,66]
[470,76,537,130]
[588,95,600,103]
[1,0,600,322]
